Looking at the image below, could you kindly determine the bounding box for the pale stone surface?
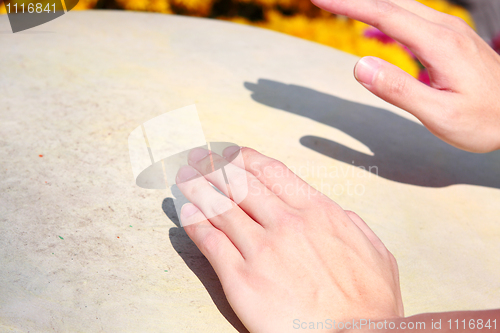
[1,11,499,332]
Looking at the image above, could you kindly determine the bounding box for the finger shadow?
[244,79,500,189]
[164,191,249,333]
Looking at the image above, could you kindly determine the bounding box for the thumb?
[354,56,442,121]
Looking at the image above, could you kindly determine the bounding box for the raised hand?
[312,0,500,153]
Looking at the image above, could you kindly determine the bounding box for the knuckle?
[389,251,398,266]
[262,159,287,177]
[384,250,399,271]
[440,26,474,51]
[210,154,227,171]
[385,74,409,97]
[318,200,348,226]
[210,198,234,217]
[199,160,215,176]
[446,15,471,31]
[240,147,261,172]
[229,169,248,188]
[240,147,259,163]
[372,239,394,264]
[250,158,286,180]
[373,0,397,27]
[344,210,360,220]
[275,210,305,232]
[240,149,292,181]
[200,230,223,255]
[375,0,397,15]
[253,241,272,258]
[186,182,203,198]
[315,196,339,212]
[261,159,289,183]
[248,161,264,177]
[452,34,473,50]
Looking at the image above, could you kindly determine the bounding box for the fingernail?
[311,0,329,7]
[355,56,380,85]
[188,147,210,164]
[180,203,200,227]
[181,203,199,219]
[176,165,199,183]
[223,145,241,159]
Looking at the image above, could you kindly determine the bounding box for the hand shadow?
[245,79,500,188]
[164,186,249,333]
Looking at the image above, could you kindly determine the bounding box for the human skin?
[176,147,403,333]
[174,1,500,331]
[312,0,500,153]
[176,147,500,333]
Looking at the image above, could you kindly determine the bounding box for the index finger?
[312,0,442,57]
